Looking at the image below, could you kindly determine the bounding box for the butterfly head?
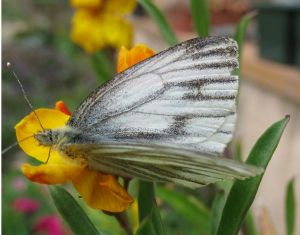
[34,129,59,147]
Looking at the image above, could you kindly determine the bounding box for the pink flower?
[13,197,40,214]
[33,215,70,235]
[12,178,26,191]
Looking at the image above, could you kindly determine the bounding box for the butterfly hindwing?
[63,142,263,188]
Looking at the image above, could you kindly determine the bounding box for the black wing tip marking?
[182,36,237,47]
[118,36,238,74]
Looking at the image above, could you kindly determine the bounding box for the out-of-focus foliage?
[157,186,211,235]
[138,0,178,46]
[2,170,70,235]
[234,11,257,62]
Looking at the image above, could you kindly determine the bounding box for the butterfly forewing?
[68,36,239,157]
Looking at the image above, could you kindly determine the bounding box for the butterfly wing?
[68,36,239,156]
[64,142,263,188]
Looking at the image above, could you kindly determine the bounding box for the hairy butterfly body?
[34,36,263,188]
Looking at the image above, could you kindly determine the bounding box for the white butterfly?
[36,36,263,188]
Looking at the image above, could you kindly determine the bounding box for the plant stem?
[124,177,132,191]
[103,210,133,235]
[114,212,133,235]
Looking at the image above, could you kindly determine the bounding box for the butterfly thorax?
[34,127,86,161]
[34,129,60,147]
[34,126,85,147]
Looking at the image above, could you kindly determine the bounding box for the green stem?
[103,211,133,235]
[114,212,133,235]
[190,0,210,37]
[90,51,114,83]
[138,0,178,46]
[244,211,260,235]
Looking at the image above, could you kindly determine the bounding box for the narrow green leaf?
[157,186,211,235]
[244,212,260,235]
[235,140,243,162]
[138,0,178,46]
[49,186,100,235]
[136,203,165,235]
[91,51,114,83]
[137,181,165,235]
[211,190,226,235]
[216,116,290,235]
[234,11,256,81]
[136,217,156,235]
[234,11,257,61]
[137,203,165,235]
[190,0,210,37]
[285,179,296,235]
[138,181,155,221]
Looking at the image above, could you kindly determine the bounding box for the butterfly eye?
[34,130,54,146]
[48,130,53,142]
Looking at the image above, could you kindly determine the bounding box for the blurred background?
[2,0,300,234]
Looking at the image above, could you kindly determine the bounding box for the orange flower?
[117,44,155,73]
[55,100,71,115]
[16,44,155,212]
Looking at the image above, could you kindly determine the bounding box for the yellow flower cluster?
[16,44,156,212]
[70,0,136,53]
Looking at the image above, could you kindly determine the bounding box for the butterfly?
[35,36,263,188]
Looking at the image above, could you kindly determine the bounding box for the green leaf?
[211,190,226,235]
[234,11,257,61]
[138,0,178,46]
[136,202,165,235]
[2,210,29,235]
[91,51,114,83]
[136,217,156,235]
[286,179,296,235]
[138,181,155,221]
[244,211,260,235]
[137,181,165,235]
[190,0,210,37]
[235,140,243,162]
[49,186,100,235]
[234,11,256,80]
[157,186,211,235]
[216,115,290,235]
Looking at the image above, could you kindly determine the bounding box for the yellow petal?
[102,14,133,49]
[117,44,155,72]
[22,161,85,184]
[128,200,139,233]
[103,0,136,14]
[72,168,133,212]
[70,0,102,9]
[70,0,136,14]
[15,109,70,162]
[71,9,133,53]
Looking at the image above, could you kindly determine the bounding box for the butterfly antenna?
[45,147,52,164]
[6,62,44,130]
[2,135,35,154]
